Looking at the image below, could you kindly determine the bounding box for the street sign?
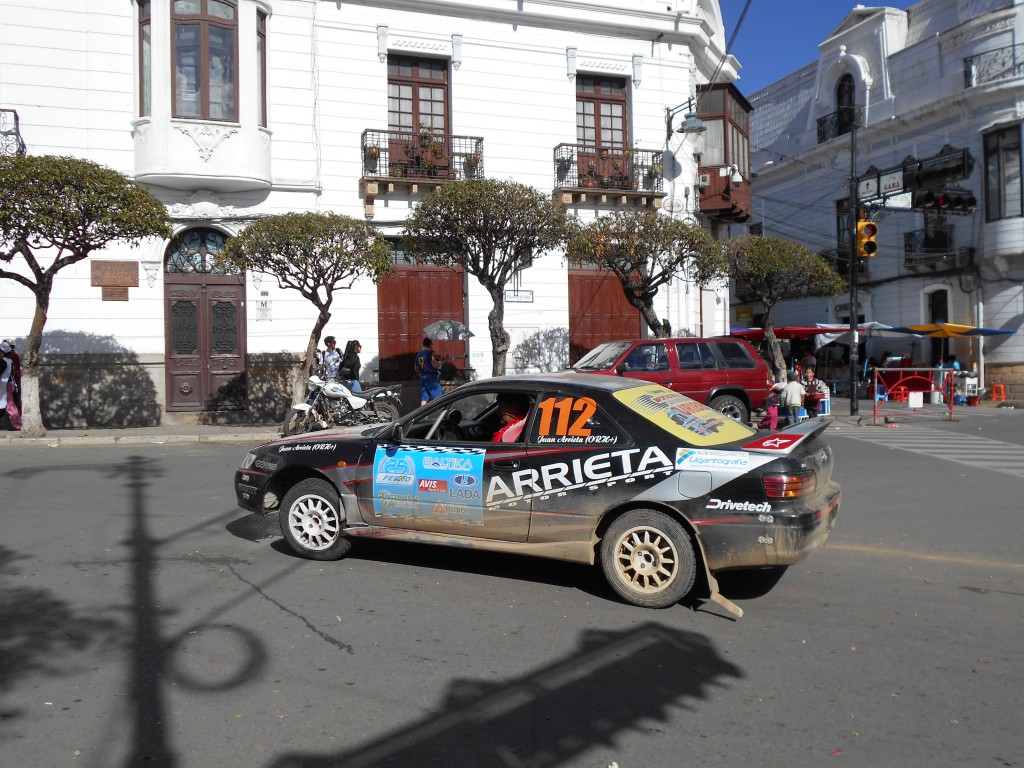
[880,170,904,195]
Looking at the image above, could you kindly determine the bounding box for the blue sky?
[723,0,911,95]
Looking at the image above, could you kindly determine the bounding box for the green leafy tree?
[564,209,722,338]
[218,212,393,399]
[403,179,571,376]
[0,154,171,436]
[723,235,846,378]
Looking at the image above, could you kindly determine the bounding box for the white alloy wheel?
[279,479,351,560]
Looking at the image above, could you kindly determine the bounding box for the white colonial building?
[0,0,751,426]
[746,0,1023,393]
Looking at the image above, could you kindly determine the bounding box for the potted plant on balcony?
[365,145,380,161]
[464,152,481,178]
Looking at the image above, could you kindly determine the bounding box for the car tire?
[600,509,697,609]
[283,409,316,436]
[709,394,749,422]
[279,478,352,561]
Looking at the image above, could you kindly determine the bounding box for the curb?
[0,431,281,447]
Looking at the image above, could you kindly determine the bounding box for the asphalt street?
[0,407,1021,767]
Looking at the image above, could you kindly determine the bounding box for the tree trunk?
[19,289,50,436]
[637,301,670,338]
[294,310,331,403]
[487,290,510,377]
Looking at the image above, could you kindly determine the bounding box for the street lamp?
[665,98,706,142]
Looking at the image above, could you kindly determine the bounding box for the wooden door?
[568,267,641,364]
[377,265,465,382]
[165,276,247,411]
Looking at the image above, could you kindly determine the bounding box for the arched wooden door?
[163,228,247,412]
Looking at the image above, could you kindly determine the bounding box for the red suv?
[572,337,771,422]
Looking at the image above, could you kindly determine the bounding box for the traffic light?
[912,189,977,213]
[856,219,878,258]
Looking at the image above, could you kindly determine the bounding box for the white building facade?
[747,0,1022,391]
[0,0,741,426]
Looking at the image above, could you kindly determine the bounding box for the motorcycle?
[283,376,401,436]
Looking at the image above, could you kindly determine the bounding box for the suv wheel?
[709,394,749,422]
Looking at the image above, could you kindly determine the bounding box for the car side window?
[526,393,625,447]
[713,341,757,369]
[622,343,668,372]
[676,342,701,370]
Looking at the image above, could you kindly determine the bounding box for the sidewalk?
[0,396,1016,447]
[0,422,281,447]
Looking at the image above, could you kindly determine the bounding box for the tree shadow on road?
[267,621,743,768]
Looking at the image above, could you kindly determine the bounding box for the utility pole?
[848,108,860,416]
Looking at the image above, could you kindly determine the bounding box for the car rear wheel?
[600,509,697,608]
[709,394,749,422]
[279,479,351,561]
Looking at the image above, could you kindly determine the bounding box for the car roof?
[594,337,755,345]
[460,371,649,394]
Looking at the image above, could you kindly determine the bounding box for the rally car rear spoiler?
[740,416,834,455]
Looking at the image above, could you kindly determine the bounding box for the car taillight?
[762,471,816,499]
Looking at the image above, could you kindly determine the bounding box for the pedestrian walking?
[0,341,22,431]
[2,339,21,410]
[415,337,443,406]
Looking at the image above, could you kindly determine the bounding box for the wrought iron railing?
[360,129,484,182]
[1,109,27,157]
[816,107,862,144]
[964,44,1024,87]
[903,225,955,265]
[552,143,664,193]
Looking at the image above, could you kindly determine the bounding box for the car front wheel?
[279,478,352,561]
[600,509,697,608]
[709,394,749,422]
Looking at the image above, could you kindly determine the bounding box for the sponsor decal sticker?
[614,385,756,446]
[486,445,674,505]
[706,498,773,513]
[373,446,485,523]
[676,448,750,469]
[418,478,449,493]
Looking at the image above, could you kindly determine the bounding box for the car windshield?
[614,384,755,446]
[573,342,632,371]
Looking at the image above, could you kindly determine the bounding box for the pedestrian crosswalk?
[830,423,1024,479]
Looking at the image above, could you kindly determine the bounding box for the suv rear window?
[713,341,758,369]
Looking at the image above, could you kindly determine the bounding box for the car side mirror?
[615,364,628,376]
[388,422,404,443]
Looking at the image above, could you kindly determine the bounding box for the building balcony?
[816,107,862,144]
[551,143,666,208]
[360,129,484,218]
[1,108,27,157]
[965,44,1024,88]
[903,225,962,271]
[133,117,272,193]
[697,166,752,222]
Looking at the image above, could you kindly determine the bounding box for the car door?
[670,340,716,403]
[359,390,533,542]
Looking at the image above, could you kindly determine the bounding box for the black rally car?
[235,372,840,613]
